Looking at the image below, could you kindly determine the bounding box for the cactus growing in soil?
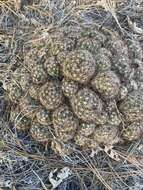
[6,24,143,156]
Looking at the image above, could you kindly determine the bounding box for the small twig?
[32,170,48,190]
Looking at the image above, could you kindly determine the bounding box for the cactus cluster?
[6,25,143,156]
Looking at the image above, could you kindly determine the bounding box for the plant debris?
[0,0,143,190]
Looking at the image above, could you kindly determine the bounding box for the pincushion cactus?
[119,90,143,122]
[122,121,143,141]
[95,48,112,71]
[44,56,60,77]
[77,37,102,53]
[93,124,119,145]
[39,80,63,110]
[31,65,47,84]
[61,50,96,84]
[30,122,52,143]
[52,105,78,131]
[71,88,105,123]
[91,71,120,99]
[29,85,40,100]
[35,107,51,125]
[61,78,79,98]
[79,122,96,137]
[12,67,31,91]
[7,81,23,102]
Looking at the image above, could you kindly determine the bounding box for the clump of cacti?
[6,25,143,156]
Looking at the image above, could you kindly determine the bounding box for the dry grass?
[0,0,143,189]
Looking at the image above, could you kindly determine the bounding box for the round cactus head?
[53,105,78,133]
[62,78,79,98]
[35,107,51,125]
[30,122,52,143]
[71,88,104,123]
[61,50,96,84]
[119,90,143,122]
[39,80,63,110]
[44,56,60,77]
[7,81,23,102]
[31,65,47,84]
[91,71,120,99]
[93,124,119,145]
[122,121,143,141]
